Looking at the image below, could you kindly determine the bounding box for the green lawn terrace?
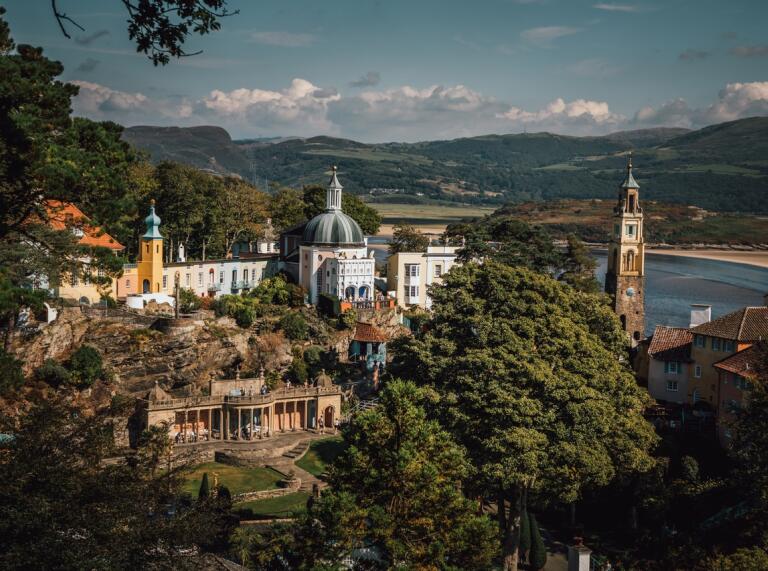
[181,462,284,497]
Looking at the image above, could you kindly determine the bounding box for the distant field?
[370,202,496,232]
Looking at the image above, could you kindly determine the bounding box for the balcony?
[232,280,252,291]
[207,283,221,292]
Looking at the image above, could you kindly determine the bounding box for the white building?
[297,167,377,305]
[387,244,460,309]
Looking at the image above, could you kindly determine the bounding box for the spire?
[142,199,163,239]
[620,152,640,189]
[326,166,343,211]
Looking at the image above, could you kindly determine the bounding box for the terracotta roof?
[353,321,388,343]
[690,307,768,342]
[714,344,762,378]
[45,200,124,251]
[648,326,692,362]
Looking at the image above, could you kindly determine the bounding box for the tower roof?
[328,165,343,199]
[302,167,365,246]
[143,200,163,239]
[620,154,640,189]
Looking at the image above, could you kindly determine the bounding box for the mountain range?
[121,117,768,213]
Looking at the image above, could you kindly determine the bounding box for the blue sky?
[4,0,768,141]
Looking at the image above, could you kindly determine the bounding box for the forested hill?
[122,117,768,213]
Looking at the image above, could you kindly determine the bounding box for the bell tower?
[605,154,645,345]
[137,199,164,294]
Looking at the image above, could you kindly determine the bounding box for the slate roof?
[648,326,693,362]
[690,307,768,342]
[46,200,124,251]
[714,344,762,378]
[353,322,388,343]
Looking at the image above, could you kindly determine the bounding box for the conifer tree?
[199,472,210,500]
[519,508,531,563]
[529,513,547,571]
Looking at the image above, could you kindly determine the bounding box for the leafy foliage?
[34,359,72,388]
[279,311,308,341]
[0,348,24,396]
[388,222,430,254]
[68,345,105,388]
[392,261,657,568]
[528,513,547,571]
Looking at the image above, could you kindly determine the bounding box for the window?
[694,335,706,348]
[126,279,131,288]
[712,338,721,351]
[694,365,702,378]
[408,285,419,298]
[232,270,237,284]
[198,273,203,286]
[162,276,167,289]
[186,273,191,286]
[666,380,679,392]
[243,269,248,282]
[692,389,700,403]
[156,244,160,254]
[219,271,224,284]
[613,224,620,237]
[664,361,680,374]
[625,224,636,237]
[251,269,256,282]
[723,340,734,352]
[145,244,149,254]
[84,269,91,286]
[405,264,420,277]
[435,264,443,277]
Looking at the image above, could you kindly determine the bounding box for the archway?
[620,314,626,331]
[79,296,90,306]
[358,285,370,300]
[142,279,150,294]
[323,406,335,430]
[345,286,356,300]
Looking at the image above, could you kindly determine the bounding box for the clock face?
[626,287,635,297]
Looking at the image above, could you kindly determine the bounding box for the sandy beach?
[647,249,768,269]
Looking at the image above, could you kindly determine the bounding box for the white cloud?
[593,3,642,12]
[633,81,768,127]
[499,97,623,130]
[249,31,315,47]
[71,81,191,122]
[729,44,768,58]
[520,26,581,45]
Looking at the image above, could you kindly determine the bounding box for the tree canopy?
[388,222,430,254]
[392,261,657,569]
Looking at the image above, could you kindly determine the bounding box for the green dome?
[143,201,162,239]
[302,210,365,246]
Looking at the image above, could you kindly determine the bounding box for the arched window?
[626,250,635,271]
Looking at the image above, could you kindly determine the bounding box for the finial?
[332,165,337,172]
[150,198,156,206]
[628,152,633,169]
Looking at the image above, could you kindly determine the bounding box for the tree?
[0,397,232,569]
[290,380,497,569]
[288,347,309,384]
[34,358,72,388]
[519,508,531,563]
[0,274,47,351]
[280,311,308,341]
[49,0,237,66]
[68,345,105,388]
[302,184,382,235]
[216,178,269,256]
[529,513,547,571]
[154,162,208,262]
[268,187,306,232]
[559,233,600,293]
[392,261,657,570]
[178,287,202,313]
[388,222,430,254]
[0,348,24,396]
[199,472,211,500]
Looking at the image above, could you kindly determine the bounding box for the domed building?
[297,167,376,304]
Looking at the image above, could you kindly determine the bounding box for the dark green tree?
[68,345,104,389]
[280,311,308,341]
[34,358,72,388]
[392,261,657,570]
[519,508,531,563]
[303,184,382,235]
[559,233,600,293]
[388,222,430,254]
[290,380,497,569]
[0,349,24,396]
[268,187,306,232]
[199,472,211,500]
[178,287,202,313]
[288,347,309,384]
[528,513,547,571]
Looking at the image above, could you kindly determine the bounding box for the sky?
[4,0,768,142]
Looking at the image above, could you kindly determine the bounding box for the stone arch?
[345,285,356,300]
[142,279,150,294]
[359,285,370,299]
[626,250,636,271]
[323,405,335,429]
[79,296,91,306]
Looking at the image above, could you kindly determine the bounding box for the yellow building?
[137,199,164,294]
[43,201,124,305]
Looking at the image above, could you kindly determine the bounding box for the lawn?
[370,202,495,228]
[296,437,345,477]
[181,462,283,497]
[235,492,311,519]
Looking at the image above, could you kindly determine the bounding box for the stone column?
[184,410,188,442]
[249,407,254,440]
[237,408,242,440]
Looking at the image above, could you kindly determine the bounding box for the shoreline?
[645,248,768,269]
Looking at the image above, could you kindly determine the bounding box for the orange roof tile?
[353,322,388,343]
[45,200,124,251]
[648,326,692,362]
[691,307,768,342]
[714,343,763,378]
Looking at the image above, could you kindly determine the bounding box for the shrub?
[35,359,71,388]
[519,508,531,562]
[0,349,24,395]
[251,275,290,305]
[288,347,309,383]
[199,473,210,500]
[680,455,700,483]
[235,306,255,329]
[213,295,241,318]
[338,308,357,330]
[178,288,202,313]
[529,513,547,571]
[318,292,341,316]
[68,345,104,388]
[279,312,308,341]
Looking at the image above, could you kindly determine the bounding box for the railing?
[207,283,221,292]
[148,385,342,411]
[232,280,252,290]
[340,298,396,312]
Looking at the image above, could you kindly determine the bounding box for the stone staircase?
[269,441,325,494]
[281,440,310,460]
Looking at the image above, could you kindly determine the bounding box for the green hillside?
[122,117,768,213]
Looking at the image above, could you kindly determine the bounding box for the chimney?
[690,304,712,328]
